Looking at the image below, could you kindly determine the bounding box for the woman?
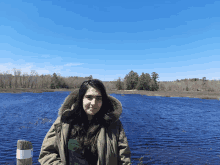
[38,79,131,165]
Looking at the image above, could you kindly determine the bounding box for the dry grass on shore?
[106,89,220,100]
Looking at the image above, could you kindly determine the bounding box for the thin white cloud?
[0,62,84,77]
[64,63,84,67]
[0,63,51,76]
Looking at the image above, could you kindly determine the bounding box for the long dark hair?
[66,79,114,158]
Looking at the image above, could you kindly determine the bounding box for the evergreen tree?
[150,72,159,91]
[124,70,139,90]
[136,72,151,90]
[51,73,62,89]
[116,77,123,90]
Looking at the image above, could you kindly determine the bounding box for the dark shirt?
[68,123,98,165]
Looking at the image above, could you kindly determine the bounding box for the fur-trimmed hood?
[58,88,122,125]
[38,88,131,165]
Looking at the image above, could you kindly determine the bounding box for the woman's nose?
[91,98,97,105]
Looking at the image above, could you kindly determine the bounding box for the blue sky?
[0,0,220,82]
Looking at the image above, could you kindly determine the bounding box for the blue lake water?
[0,92,220,165]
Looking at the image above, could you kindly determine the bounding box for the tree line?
[1,69,218,92]
[0,69,159,91]
[0,69,93,90]
[115,70,159,91]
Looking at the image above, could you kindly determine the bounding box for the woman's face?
[83,86,102,120]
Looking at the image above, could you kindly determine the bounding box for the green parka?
[38,89,131,165]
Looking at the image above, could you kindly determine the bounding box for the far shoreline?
[0,88,219,100]
[107,90,220,100]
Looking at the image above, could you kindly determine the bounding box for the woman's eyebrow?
[85,95,102,97]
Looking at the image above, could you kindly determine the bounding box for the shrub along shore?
[0,88,219,100]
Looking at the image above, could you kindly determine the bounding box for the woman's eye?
[87,97,101,101]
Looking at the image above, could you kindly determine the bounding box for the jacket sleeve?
[118,121,131,165]
[38,118,64,165]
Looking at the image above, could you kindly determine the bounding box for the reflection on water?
[0,92,220,164]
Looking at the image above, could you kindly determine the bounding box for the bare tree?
[13,68,18,88]
[44,74,52,89]
[22,73,29,88]
[17,70,22,88]
[2,74,6,88]
[88,75,93,80]
[40,75,44,88]
[0,74,4,88]
[27,70,37,89]
[8,74,12,89]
